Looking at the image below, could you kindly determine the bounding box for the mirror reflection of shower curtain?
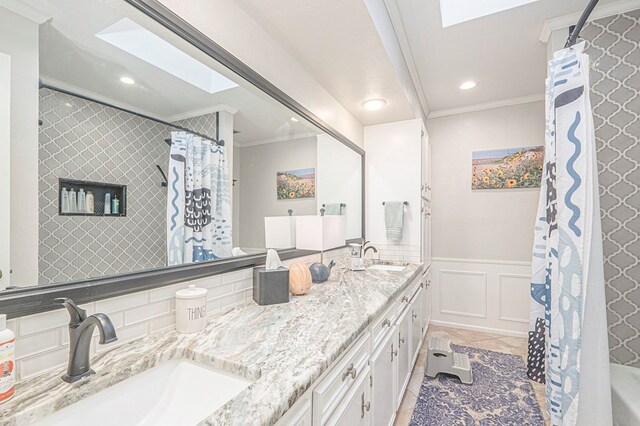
[527,42,612,426]
[166,131,232,265]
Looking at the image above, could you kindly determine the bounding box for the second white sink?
[35,359,252,426]
[368,264,407,272]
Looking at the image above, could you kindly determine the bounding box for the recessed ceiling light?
[460,81,477,90]
[291,117,299,122]
[362,99,387,111]
[120,76,135,85]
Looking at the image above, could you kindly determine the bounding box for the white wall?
[0,7,39,287]
[426,101,544,335]
[157,0,364,148]
[427,102,543,262]
[0,53,10,290]
[316,134,362,240]
[238,137,318,249]
[365,119,422,261]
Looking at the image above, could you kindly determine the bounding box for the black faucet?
[363,242,378,258]
[54,298,118,383]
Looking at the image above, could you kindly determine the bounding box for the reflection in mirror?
[0,0,362,290]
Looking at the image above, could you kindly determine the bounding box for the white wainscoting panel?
[497,273,531,324]
[439,270,487,318]
[431,258,532,336]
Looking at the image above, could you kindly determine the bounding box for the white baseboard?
[430,320,528,338]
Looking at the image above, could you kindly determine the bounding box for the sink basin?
[35,360,252,426]
[368,262,407,272]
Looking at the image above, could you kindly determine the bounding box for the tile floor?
[394,325,549,425]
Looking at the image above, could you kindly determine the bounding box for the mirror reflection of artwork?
[277,168,316,200]
[472,146,543,190]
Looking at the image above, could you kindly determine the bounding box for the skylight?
[439,0,540,27]
[96,18,238,94]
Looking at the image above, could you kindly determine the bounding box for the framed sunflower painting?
[277,168,316,199]
[472,146,543,190]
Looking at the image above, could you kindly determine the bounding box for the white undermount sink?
[35,360,252,426]
[368,262,407,272]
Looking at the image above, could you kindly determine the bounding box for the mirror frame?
[0,0,365,318]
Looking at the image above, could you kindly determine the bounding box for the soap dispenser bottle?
[111,195,119,215]
[0,314,15,403]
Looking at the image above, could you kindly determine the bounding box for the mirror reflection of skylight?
[440,0,540,27]
[96,18,238,94]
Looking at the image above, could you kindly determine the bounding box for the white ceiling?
[234,0,416,126]
[394,0,618,113]
[14,0,321,144]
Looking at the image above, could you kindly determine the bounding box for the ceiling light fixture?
[362,99,387,111]
[291,117,299,122]
[459,81,477,90]
[120,76,135,85]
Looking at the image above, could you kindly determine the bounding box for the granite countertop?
[1,260,423,426]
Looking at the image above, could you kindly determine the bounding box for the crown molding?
[539,0,640,43]
[428,94,544,119]
[1,0,50,24]
[237,132,318,148]
[166,104,239,122]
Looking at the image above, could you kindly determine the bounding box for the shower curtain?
[527,42,612,426]
[167,131,232,265]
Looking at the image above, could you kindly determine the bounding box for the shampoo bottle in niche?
[86,191,94,214]
[111,195,119,215]
[175,285,208,334]
[68,189,77,213]
[104,193,111,215]
[77,189,86,213]
[0,314,15,403]
[60,187,69,214]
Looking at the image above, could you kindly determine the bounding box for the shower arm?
[565,0,600,48]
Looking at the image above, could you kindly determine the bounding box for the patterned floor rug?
[410,345,545,425]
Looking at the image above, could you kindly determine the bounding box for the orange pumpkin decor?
[289,261,312,295]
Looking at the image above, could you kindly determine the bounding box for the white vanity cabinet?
[410,288,423,366]
[325,365,371,426]
[370,325,398,426]
[278,275,428,426]
[421,268,432,337]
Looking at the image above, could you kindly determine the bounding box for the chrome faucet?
[54,298,117,383]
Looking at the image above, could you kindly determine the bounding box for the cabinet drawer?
[371,300,397,350]
[313,333,371,425]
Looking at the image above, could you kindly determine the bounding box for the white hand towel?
[384,202,404,241]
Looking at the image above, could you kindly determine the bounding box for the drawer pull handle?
[413,312,418,320]
[400,336,405,345]
[402,296,409,303]
[342,363,357,381]
[361,393,371,418]
[382,318,391,327]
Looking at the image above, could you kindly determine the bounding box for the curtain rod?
[39,82,224,146]
[565,0,600,48]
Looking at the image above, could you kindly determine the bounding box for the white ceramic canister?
[175,285,208,334]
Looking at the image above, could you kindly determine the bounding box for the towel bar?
[382,201,408,206]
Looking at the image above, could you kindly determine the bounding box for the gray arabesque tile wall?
[583,10,640,367]
[38,89,218,285]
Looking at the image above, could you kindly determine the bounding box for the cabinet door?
[410,289,423,366]
[422,269,432,336]
[275,393,311,426]
[327,365,371,426]
[422,203,432,268]
[370,327,397,426]
[396,307,411,407]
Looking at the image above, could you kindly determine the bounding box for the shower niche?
[58,178,127,217]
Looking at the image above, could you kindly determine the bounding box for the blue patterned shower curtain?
[527,42,611,426]
[167,131,232,265]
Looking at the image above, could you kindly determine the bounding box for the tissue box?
[253,267,290,305]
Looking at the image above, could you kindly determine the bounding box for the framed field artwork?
[276,168,316,199]
[472,146,543,190]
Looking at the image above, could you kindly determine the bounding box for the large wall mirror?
[0,0,363,295]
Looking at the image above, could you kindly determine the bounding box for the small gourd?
[289,261,312,295]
